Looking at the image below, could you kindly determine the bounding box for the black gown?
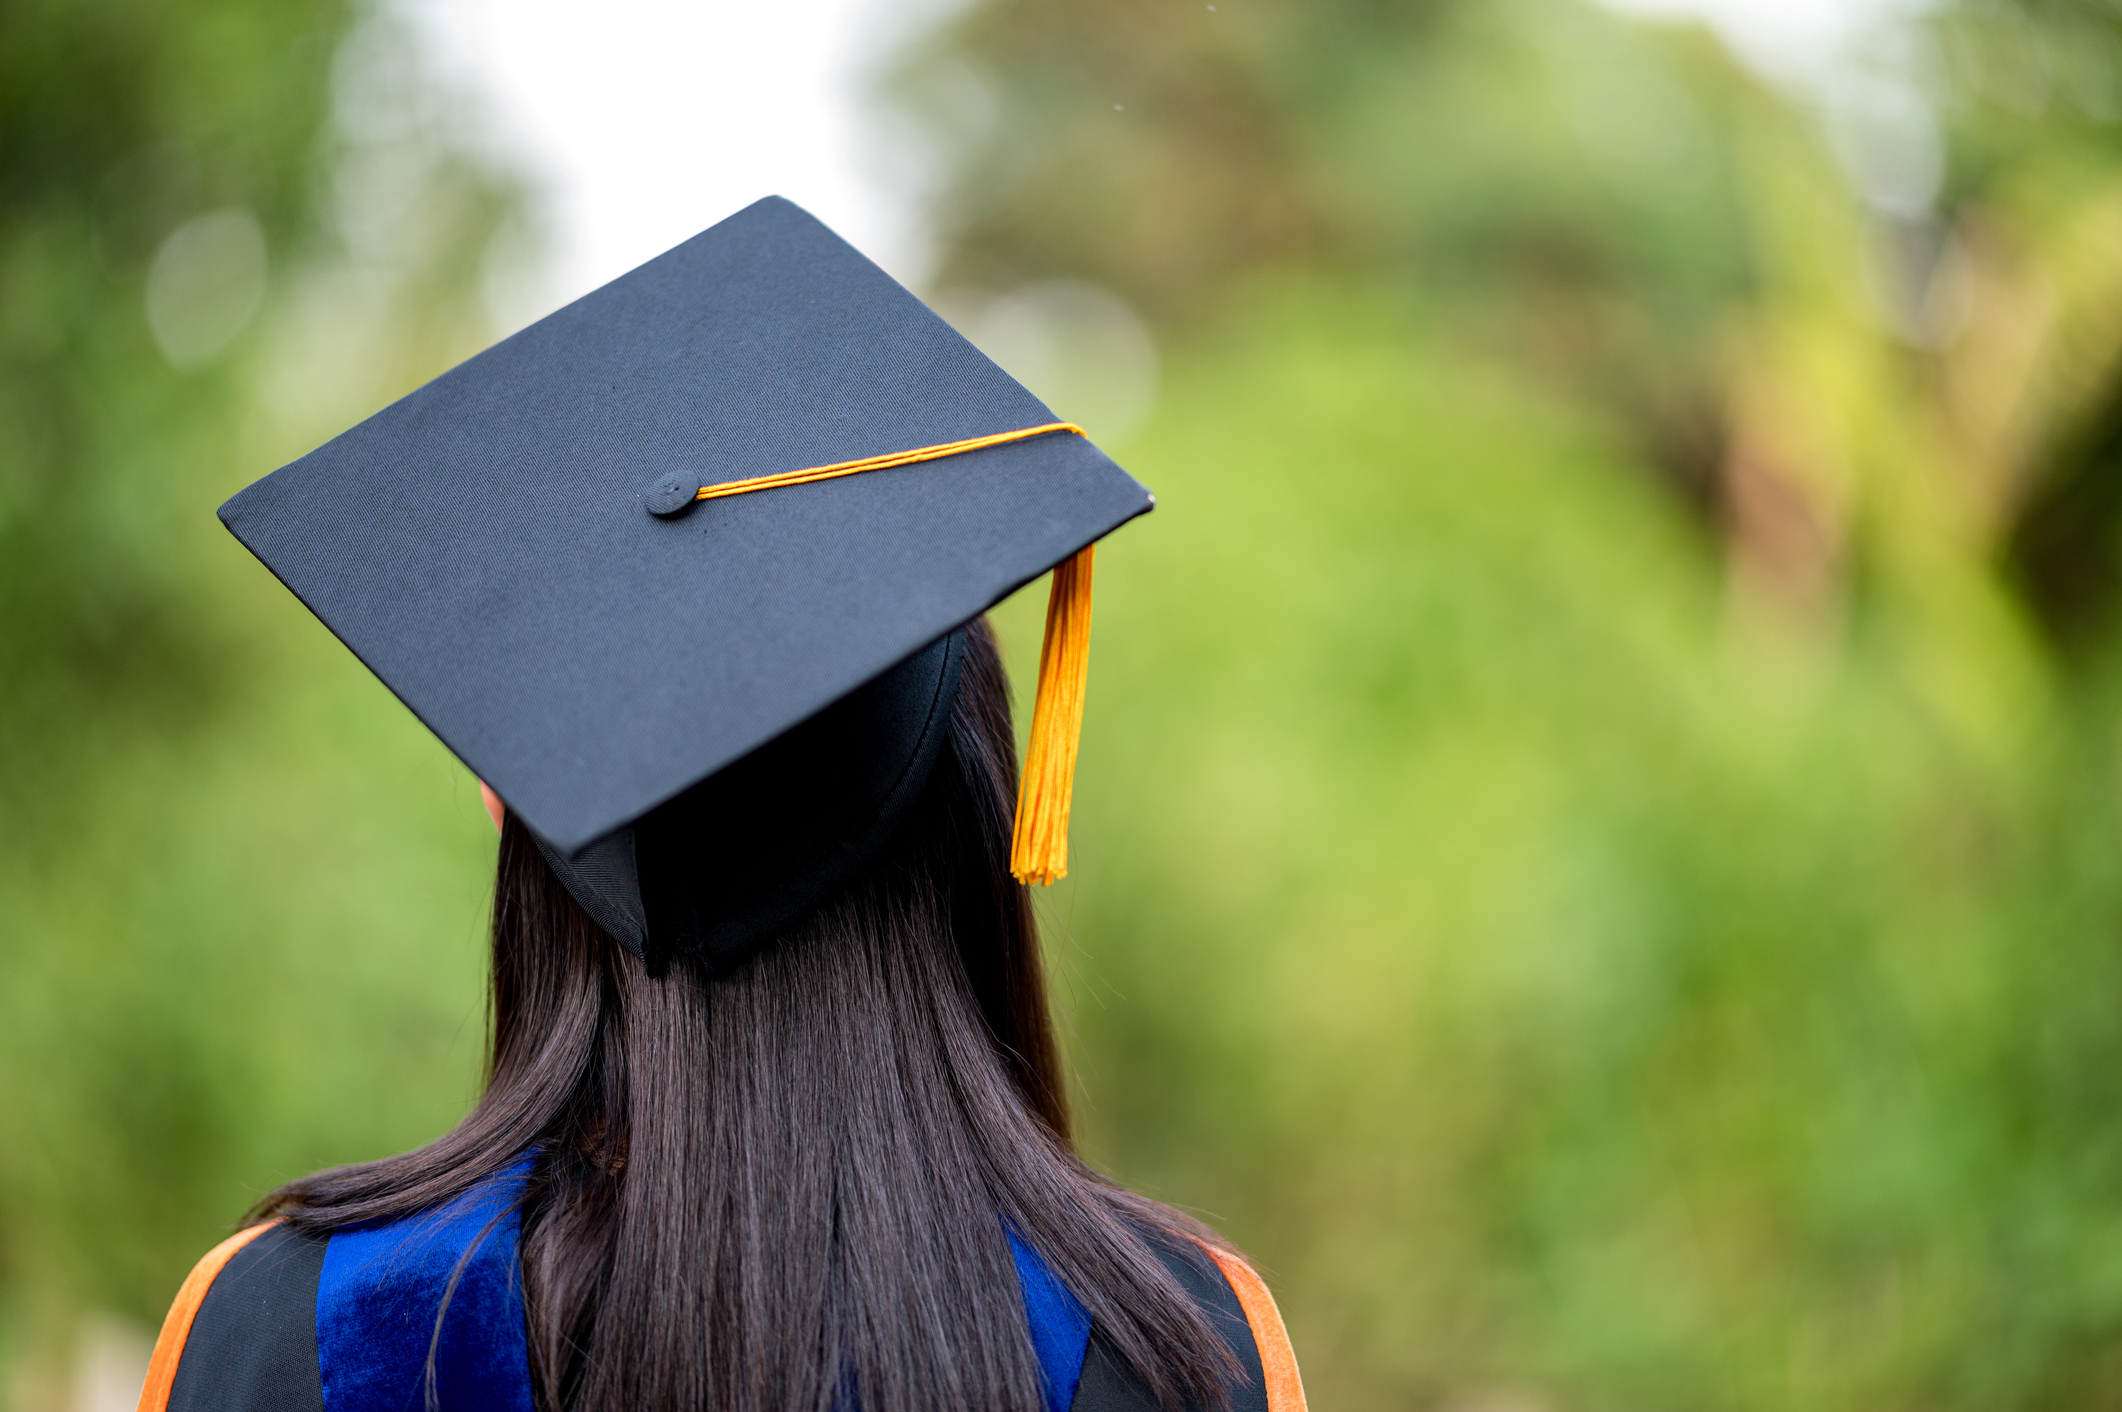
[139,1163,1305,1412]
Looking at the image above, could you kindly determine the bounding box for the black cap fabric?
[219,196,1151,968]
[532,630,965,974]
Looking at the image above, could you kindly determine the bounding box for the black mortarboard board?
[220,196,1149,973]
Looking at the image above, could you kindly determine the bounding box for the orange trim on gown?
[1204,1247,1308,1412]
[137,1220,279,1412]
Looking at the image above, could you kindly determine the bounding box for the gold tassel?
[1011,546,1096,886]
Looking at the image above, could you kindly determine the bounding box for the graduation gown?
[137,1163,1305,1412]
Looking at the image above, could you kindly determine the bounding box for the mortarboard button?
[643,472,701,517]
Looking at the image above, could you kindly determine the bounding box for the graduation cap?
[220,196,1149,973]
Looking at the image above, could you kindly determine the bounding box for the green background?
[12,0,2122,1408]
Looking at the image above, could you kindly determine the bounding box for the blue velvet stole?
[1007,1227,1094,1412]
[314,1159,1093,1412]
[317,1159,536,1412]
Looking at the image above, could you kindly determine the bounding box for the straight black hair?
[260,619,1239,1412]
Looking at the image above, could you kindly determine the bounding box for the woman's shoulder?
[139,1164,535,1412]
[1072,1223,1306,1412]
[140,1220,328,1412]
[1170,1236,1306,1412]
[139,1179,1302,1412]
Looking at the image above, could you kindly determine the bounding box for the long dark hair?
[259,619,1237,1412]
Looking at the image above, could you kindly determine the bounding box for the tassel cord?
[675,421,1103,888]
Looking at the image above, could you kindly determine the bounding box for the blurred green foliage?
[0,1,516,1405]
[943,0,2122,1407]
[13,0,2122,1409]
[998,290,2121,1410]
